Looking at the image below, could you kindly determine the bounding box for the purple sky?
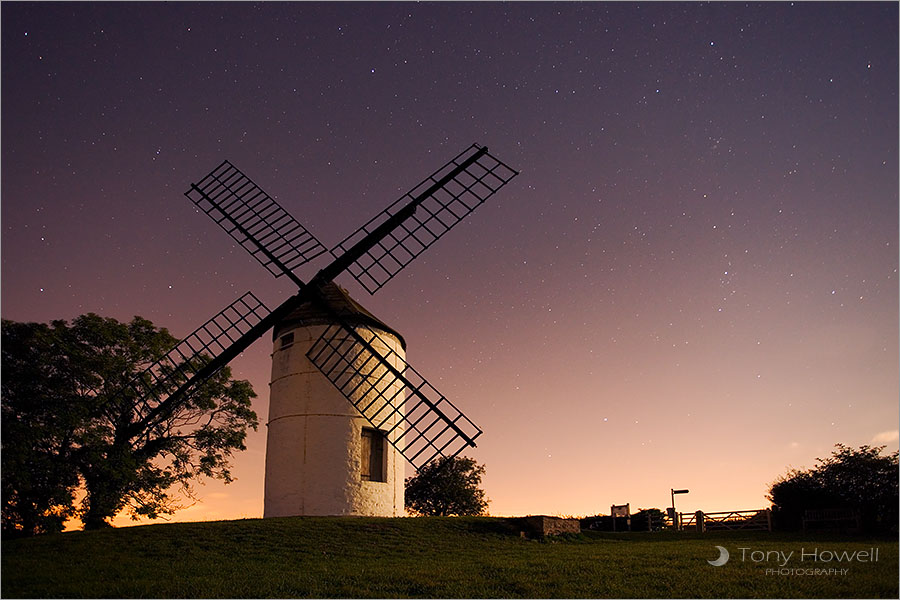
[2,2,897,523]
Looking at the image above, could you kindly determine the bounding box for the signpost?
[670,488,689,530]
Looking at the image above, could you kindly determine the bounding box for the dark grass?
[2,516,897,598]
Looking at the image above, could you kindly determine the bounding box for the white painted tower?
[263,282,406,517]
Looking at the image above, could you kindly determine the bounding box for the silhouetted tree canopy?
[768,443,898,533]
[1,320,81,535]
[2,314,258,535]
[405,456,488,517]
[631,508,667,531]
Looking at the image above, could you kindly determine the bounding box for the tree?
[405,456,488,516]
[1,321,81,535]
[768,444,899,532]
[1,314,258,533]
[631,508,667,531]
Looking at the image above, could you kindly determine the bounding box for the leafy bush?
[768,444,898,533]
[405,456,488,516]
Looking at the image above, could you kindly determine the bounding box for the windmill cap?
[273,281,406,350]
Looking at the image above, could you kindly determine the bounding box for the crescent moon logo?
[708,545,730,567]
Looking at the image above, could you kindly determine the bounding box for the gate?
[680,509,772,532]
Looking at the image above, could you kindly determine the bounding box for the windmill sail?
[307,320,483,471]
[123,292,271,430]
[186,160,327,279]
[331,144,518,294]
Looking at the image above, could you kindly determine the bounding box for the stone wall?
[514,516,581,537]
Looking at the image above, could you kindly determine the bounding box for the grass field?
[2,516,897,598]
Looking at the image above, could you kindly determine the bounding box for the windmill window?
[361,427,386,482]
[279,332,294,349]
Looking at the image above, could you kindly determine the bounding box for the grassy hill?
[2,516,897,598]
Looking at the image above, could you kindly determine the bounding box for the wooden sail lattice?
[307,321,483,470]
[332,144,519,294]
[125,292,270,419]
[186,160,327,277]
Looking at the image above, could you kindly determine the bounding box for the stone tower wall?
[263,323,406,517]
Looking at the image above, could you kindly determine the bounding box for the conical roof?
[273,281,406,350]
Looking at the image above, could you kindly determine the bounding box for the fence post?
[765,509,772,532]
[695,510,705,532]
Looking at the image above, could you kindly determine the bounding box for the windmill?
[122,143,518,516]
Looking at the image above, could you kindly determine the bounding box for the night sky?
[2,2,897,525]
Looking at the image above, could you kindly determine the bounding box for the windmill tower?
[265,282,407,516]
[116,144,517,518]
